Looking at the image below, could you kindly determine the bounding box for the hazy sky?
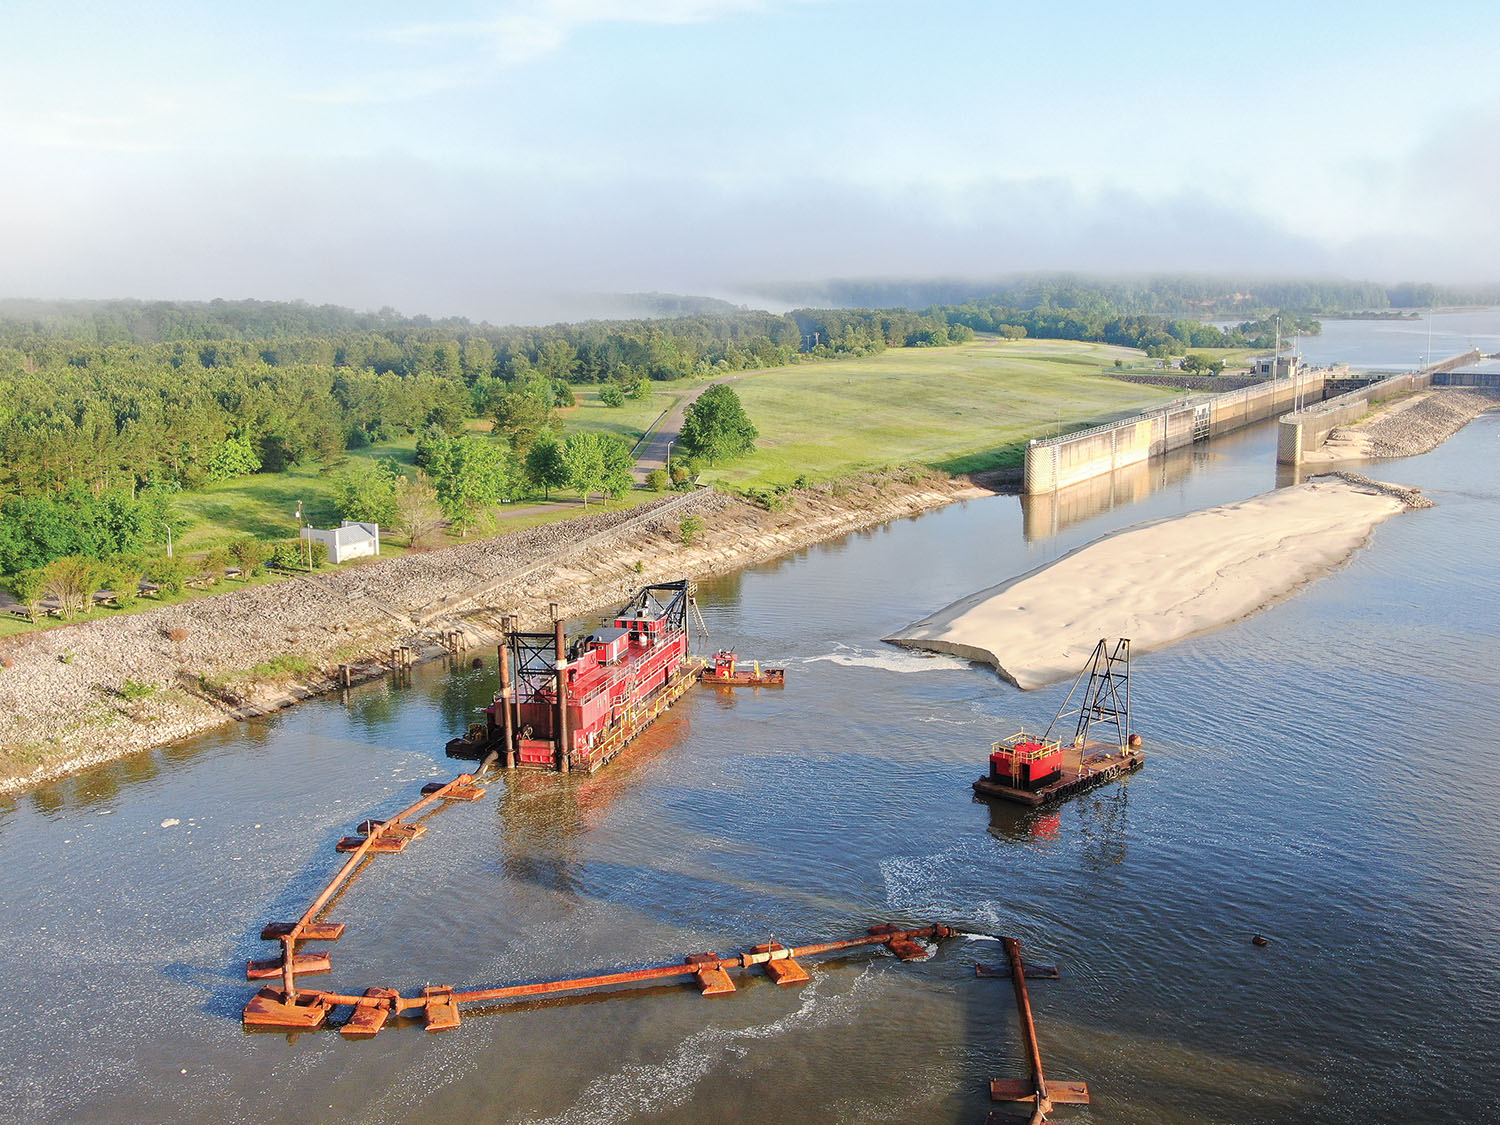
[2,0,1496,322]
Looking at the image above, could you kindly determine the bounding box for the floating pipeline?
[240,768,956,1036]
[243,921,957,1037]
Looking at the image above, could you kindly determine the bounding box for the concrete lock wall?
[1025,369,1330,493]
[1275,351,1480,464]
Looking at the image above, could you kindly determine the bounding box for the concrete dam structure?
[1024,370,1325,493]
[1023,351,1484,492]
[1276,351,1483,465]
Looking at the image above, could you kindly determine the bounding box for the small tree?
[393,474,445,548]
[269,540,303,571]
[147,554,189,597]
[679,385,757,464]
[679,515,704,546]
[523,434,569,500]
[599,383,626,407]
[229,537,269,578]
[9,569,44,622]
[562,432,635,509]
[42,556,99,617]
[100,557,144,608]
[333,459,399,527]
[201,546,230,586]
[646,468,668,491]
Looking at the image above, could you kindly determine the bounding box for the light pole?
[295,500,311,570]
[666,439,675,476]
[159,521,173,559]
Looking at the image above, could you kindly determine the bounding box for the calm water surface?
[2,415,1498,1124]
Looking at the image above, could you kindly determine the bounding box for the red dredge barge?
[447,580,701,774]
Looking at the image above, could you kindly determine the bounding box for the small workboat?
[699,650,785,687]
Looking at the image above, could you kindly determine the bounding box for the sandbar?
[886,475,1425,689]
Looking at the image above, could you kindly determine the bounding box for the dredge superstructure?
[448,580,701,774]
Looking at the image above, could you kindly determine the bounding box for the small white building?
[302,520,380,564]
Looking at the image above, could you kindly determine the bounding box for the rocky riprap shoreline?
[0,472,990,792]
[1329,472,1436,510]
[1327,387,1500,459]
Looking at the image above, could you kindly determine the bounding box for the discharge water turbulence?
[1,340,1498,1122]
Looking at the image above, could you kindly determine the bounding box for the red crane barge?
[448,580,702,774]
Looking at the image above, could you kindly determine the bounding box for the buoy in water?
[1252,934,1269,947]
[471,657,483,669]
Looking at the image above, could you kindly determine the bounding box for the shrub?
[679,515,704,546]
[229,537,269,578]
[645,468,668,491]
[103,556,145,608]
[201,546,230,585]
[147,554,189,597]
[599,384,626,407]
[165,626,189,644]
[307,540,329,569]
[119,679,157,700]
[270,539,304,570]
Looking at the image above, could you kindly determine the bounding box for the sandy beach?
[886,474,1430,689]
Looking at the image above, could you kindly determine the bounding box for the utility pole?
[296,500,311,570]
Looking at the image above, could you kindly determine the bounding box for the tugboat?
[974,638,1144,807]
[700,650,785,687]
[447,581,703,774]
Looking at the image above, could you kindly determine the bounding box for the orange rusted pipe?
[284,923,953,1016]
[1003,936,1051,1121]
[275,774,474,997]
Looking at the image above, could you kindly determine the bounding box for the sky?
[1,0,1497,323]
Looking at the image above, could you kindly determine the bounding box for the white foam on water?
[880,841,1017,938]
[803,643,970,675]
[524,966,890,1125]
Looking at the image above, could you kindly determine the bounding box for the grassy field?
[698,337,1180,489]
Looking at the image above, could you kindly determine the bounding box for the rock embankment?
[0,472,993,793]
[1323,387,1500,461]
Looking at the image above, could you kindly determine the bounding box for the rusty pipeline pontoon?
[975,639,1144,807]
[241,766,954,1036]
[245,772,487,997]
[979,938,1090,1125]
[244,920,955,1036]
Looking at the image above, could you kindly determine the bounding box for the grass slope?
[701,338,1178,488]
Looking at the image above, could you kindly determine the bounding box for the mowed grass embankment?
[701,337,1179,489]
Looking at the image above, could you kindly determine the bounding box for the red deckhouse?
[450,581,700,774]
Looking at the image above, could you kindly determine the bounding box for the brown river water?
[2,414,1498,1124]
